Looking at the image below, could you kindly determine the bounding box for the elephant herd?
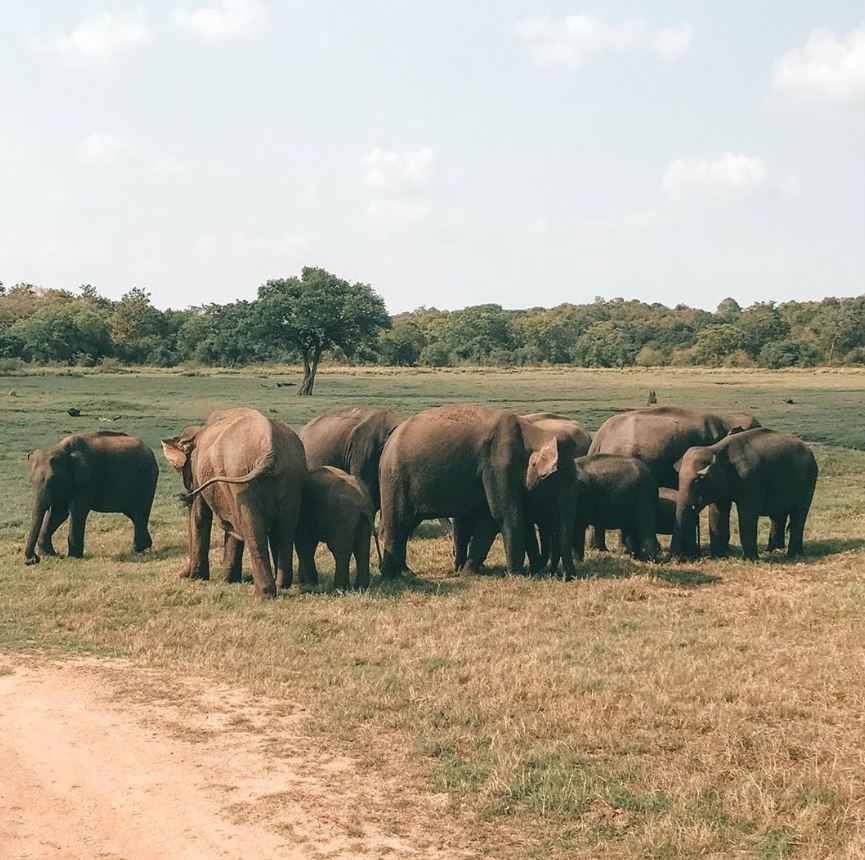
[23,402,819,596]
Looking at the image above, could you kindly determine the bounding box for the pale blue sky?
[1,1,863,311]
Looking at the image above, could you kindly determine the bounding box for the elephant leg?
[482,483,525,576]
[294,531,317,588]
[378,483,413,578]
[38,502,69,557]
[708,501,732,558]
[67,504,89,559]
[332,545,352,591]
[222,533,243,583]
[556,502,576,580]
[787,509,808,557]
[573,524,586,564]
[185,495,213,580]
[525,511,543,575]
[131,490,154,553]
[767,515,787,551]
[354,522,371,590]
[589,526,608,552]
[237,499,276,598]
[736,502,760,561]
[272,513,299,590]
[452,511,477,572]
[464,509,499,573]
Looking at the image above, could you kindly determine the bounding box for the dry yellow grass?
[0,367,863,858]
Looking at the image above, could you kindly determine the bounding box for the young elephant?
[24,430,158,564]
[555,454,659,566]
[295,466,374,590]
[675,428,818,560]
[162,408,306,598]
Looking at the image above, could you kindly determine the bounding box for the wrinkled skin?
[162,407,306,599]
[589,405,760,555]
[552,454,659,567]
[24,430,158,564]
[675,428,818,561]
[656,487,678,536]
[379,405,575,578]
[454,415,583,577]
[519,415,589,566]
[296,466,375,591]
[299,406,400,512]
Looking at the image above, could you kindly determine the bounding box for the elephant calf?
[553,454,659,566]
[675,427,818,560]
[25,430,158,564]
[295,466,375,590]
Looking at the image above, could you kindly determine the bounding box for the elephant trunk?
[672,493,699,559]
[24,492,48,564]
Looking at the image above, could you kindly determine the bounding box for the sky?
[0,1,863,313]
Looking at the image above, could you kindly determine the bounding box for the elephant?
[521,413,592,457]
[295,466,375,591]
[453,414,584,575]
[674,428,818,561]
[588,405,761,555]
[378,404,576,579]
[24,430,158,564]
[656,487,678,537]
[162,407,306,598]
[299,406,400,512]
[550,454,659,567]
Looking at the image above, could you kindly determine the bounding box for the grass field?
[1,366,864,859]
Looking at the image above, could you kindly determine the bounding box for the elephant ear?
[161,437,192,471]
[673,456,684,473]
[527,438,559,491]
[68,450,92,488]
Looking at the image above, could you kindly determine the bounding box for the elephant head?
[722,412,761,435]
[161,425,201,493]
[24,440,91,564]
[673,446,729,555]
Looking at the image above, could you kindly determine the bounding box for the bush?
[97,357,124,373]
[758,339,819,369]
[635,345,667,367]
[0,357,23,373]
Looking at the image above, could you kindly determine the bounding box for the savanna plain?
[0,366,863,860]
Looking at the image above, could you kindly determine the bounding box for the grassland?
[1,366,864,859]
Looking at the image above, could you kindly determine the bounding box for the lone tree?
[256,267,390,395]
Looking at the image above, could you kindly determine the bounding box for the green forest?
[2,268,863,373]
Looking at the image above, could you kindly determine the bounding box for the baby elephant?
[624,487,678,556]
[296,466,375,590]
[568,454,660,564]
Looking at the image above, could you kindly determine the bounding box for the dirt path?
[0,655,462,860]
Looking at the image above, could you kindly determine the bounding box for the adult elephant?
[24,430,158,564]
[378,404,576,579]
[521,413,592,457]
[675,428,818,560]
[162,407,306,599]
[588,405,760,554]
[299,406,400,511]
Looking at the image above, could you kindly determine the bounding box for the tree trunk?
[298,348,321,396]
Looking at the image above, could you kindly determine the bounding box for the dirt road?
[0,656,458,860]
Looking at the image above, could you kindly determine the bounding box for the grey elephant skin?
[296,466,375,590]
[162,407,306,598]
[589,405,760,489]
[300,406,400,511]
[24,430,158,564]
[454,413,584,576]
[379,404,577,579]
[675,427,818,560]
[561,454,660,565]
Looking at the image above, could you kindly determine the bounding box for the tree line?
[2,268,863,387]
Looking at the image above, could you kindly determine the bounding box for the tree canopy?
[0,278,863,379]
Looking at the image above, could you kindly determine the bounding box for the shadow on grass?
[367,572,469,598]
[794,537,865,559]
[576,554,723,587]
[113,544,188,563]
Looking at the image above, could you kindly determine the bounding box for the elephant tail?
[184,455,275,501]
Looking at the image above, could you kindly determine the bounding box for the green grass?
[1,365,864,859]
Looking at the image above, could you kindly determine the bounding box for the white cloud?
[77,133,128,164]
[514,14,692,69]
[363,147,434,194]
[301,182,318,202]
[151,158,188,180]
[173,0,267,42]
[367,199,429,228]
[773,25,865,104]
[662,153,766,201]
[32,11,151,64]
